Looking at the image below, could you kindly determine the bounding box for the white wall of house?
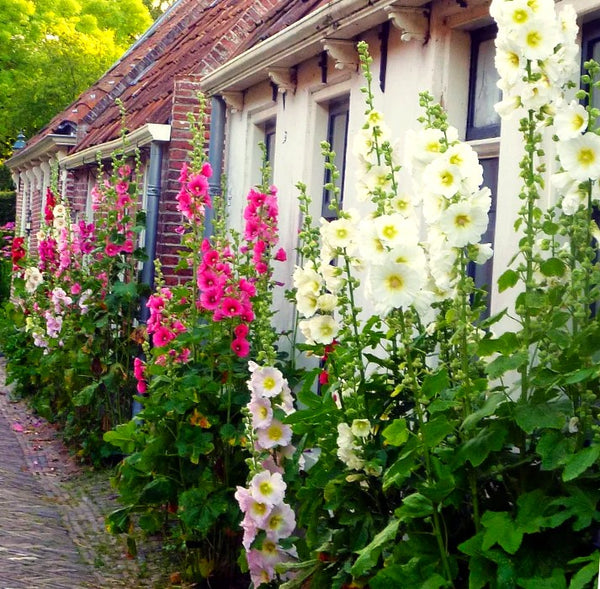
[213,0,600,341]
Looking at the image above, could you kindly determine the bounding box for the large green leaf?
[481,511,523,554]
[351,518,399,577]
[382,418,409,447]
[515,402,566,434]
[562,445,600,482]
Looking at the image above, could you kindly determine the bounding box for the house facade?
[7,0,600,325]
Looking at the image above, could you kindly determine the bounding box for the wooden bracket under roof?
[221,91,244,111]
[321,39,358,71]
[384,4,429,42]
[267,67,296,94]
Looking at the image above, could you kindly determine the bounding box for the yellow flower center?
[382,225,397,240]
[335,227,349,240]
[259,481,273,496]
[426,141,440,153]
[526,30,542,49]
[508,51,520,67]
[252,502,268,516]
[512,9,529,24]
[386,274,404,291]
[268,425,283,441]
[572,114,585,131]
[455,214,471,228]
[578,148,596,167]
[263,376,276,390]
[440,171,455,187]
[259,406,269,419]
[269,514,283,530]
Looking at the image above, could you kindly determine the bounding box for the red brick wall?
[157,74,208,285]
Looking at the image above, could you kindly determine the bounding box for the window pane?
[473,38,502,129]
[322,98,350,219]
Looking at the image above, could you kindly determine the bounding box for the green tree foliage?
[0,0,152,160]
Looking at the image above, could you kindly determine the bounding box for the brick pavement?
[0,360,170,589]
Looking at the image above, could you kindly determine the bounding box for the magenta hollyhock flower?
[255,261,269,275]
[171,320,186,334]
[238,278,256,297]
[203,249,220,266]
[178,162,190,183]
[133,357,145,380]
[174,225,185,235]
[70,283,81,295]
[147,294,165,312]
[187,173,209,196]
[221,297,243,317]
[247,188,267,207]
[231,337,250,357]
[240,305,255,323]
[200,286,223,310]
[177,348,191,363]
[274,247,287,262]
[136,381,148,394]
[152,326,176,348]
[197,269,221,290]
[122,239,134,253]
[201,162,212,178]
[118,164,132,178]
[105,242,120,257]
[234,323,249,339]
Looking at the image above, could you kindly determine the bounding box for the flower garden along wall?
[2,0,600,587]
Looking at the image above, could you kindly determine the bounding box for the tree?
[0,0,153,161]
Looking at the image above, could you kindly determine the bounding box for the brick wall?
[156,74,208,285]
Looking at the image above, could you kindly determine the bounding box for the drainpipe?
[133,139,164,416]
[205,95,226,237]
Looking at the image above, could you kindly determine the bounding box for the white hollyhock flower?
[319,262,344,294]
[368,259,424,314]
[24,267,44,293]
[298,319,314,345]
[425,158,463,198]
[495,38,526,84]
[249,396,273,429]
[438,197,489,248]
[554,101,588,141]
[360,218,389,265]
[351,419,371,438]
[557,133,600,182]
[53,204,66,218]
[373,213,419,248]
[472,243,494,264]
[296,290,318,318]
[444,144,483,193]
[390,193,417,216]
[320,217,357,252]
[514,19,559,61]
[308,314,339,345]
[293,265,322,295]
[316,293,338,313]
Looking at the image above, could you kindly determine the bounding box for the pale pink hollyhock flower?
[249,471,286,506]
[249,366,285,398]
[249,397,273,429]
[265,502,296,541]
[247,549,275,588]
[257,419,293,449]
[235,486,272,528]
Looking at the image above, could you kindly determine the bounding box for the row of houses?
[7,0,600,330]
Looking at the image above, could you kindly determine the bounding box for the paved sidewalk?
[0,360,169,589]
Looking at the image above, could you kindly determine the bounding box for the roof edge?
[5,135,78,170]
[60,123,171,170]
[201,0,430,95]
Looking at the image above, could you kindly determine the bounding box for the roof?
[12,0,326,161]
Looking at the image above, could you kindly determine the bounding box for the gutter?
[59,123,171,169]
[201,0,430,95]
[5,134,77,170]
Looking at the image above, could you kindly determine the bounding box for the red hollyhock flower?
[11,236,26,266]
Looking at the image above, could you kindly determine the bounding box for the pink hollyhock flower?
[122,239,134,253]
[136,380,147,394]
[238,279,256,297]
[105,242,119,257]
[235,486,272,528]
[70,283,81,295]
[240,305,255,323]
[203,249,220,266]
[174,225,185,235]
[197,269,221,290]
[274,248,287,262]
[188,173,209,196]
[255,261,268,275]
[249,471,286,507]
[178,162,190,183]
[265,502,296,541]
[133,357,145,381]
[152,325,176,348]
[221,297,242,317]
[177,348,191,363]
[171,320,186,334]
[249,397,273,429]
[200,286,223,310]
[147,294,165,313]
[231,337,250,358]
[256,419,292,450]
[249,366,285,398]
[201,162,212,178]
[234,323,249,339]
[118,164,132,178]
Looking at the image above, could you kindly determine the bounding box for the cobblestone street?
[0,360,169,589]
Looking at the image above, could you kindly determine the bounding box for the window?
[582,21,600,112]
[264,119,276,179]
[322,97,350,220]
[466,26,501,313]
[466,25,501,141]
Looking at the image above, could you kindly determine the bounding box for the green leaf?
[564,367,600,385]
[498,269,519,292]
[383,446,418,490]
[568,552,599,589]
[421,368,449,399]
[462,393,507,431]
[551,487,600,531]
[562,445,600,482]
[456,424,507,467]
[485,351,528,379]
[478,332,519,357]
[481,511,523,554]
[382,418,409,447]
[537,431,574,470]
[105,507,131,534]
[103,420,140,453]
[515,402,566,434]
[175,425,214,464]
[395,493,434,521]
[351,518,399,577]
[517,569,567,589]
[72,382,100,407]
[539,258,566,277]
[138,476,175,505]
[421,415,455,448]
